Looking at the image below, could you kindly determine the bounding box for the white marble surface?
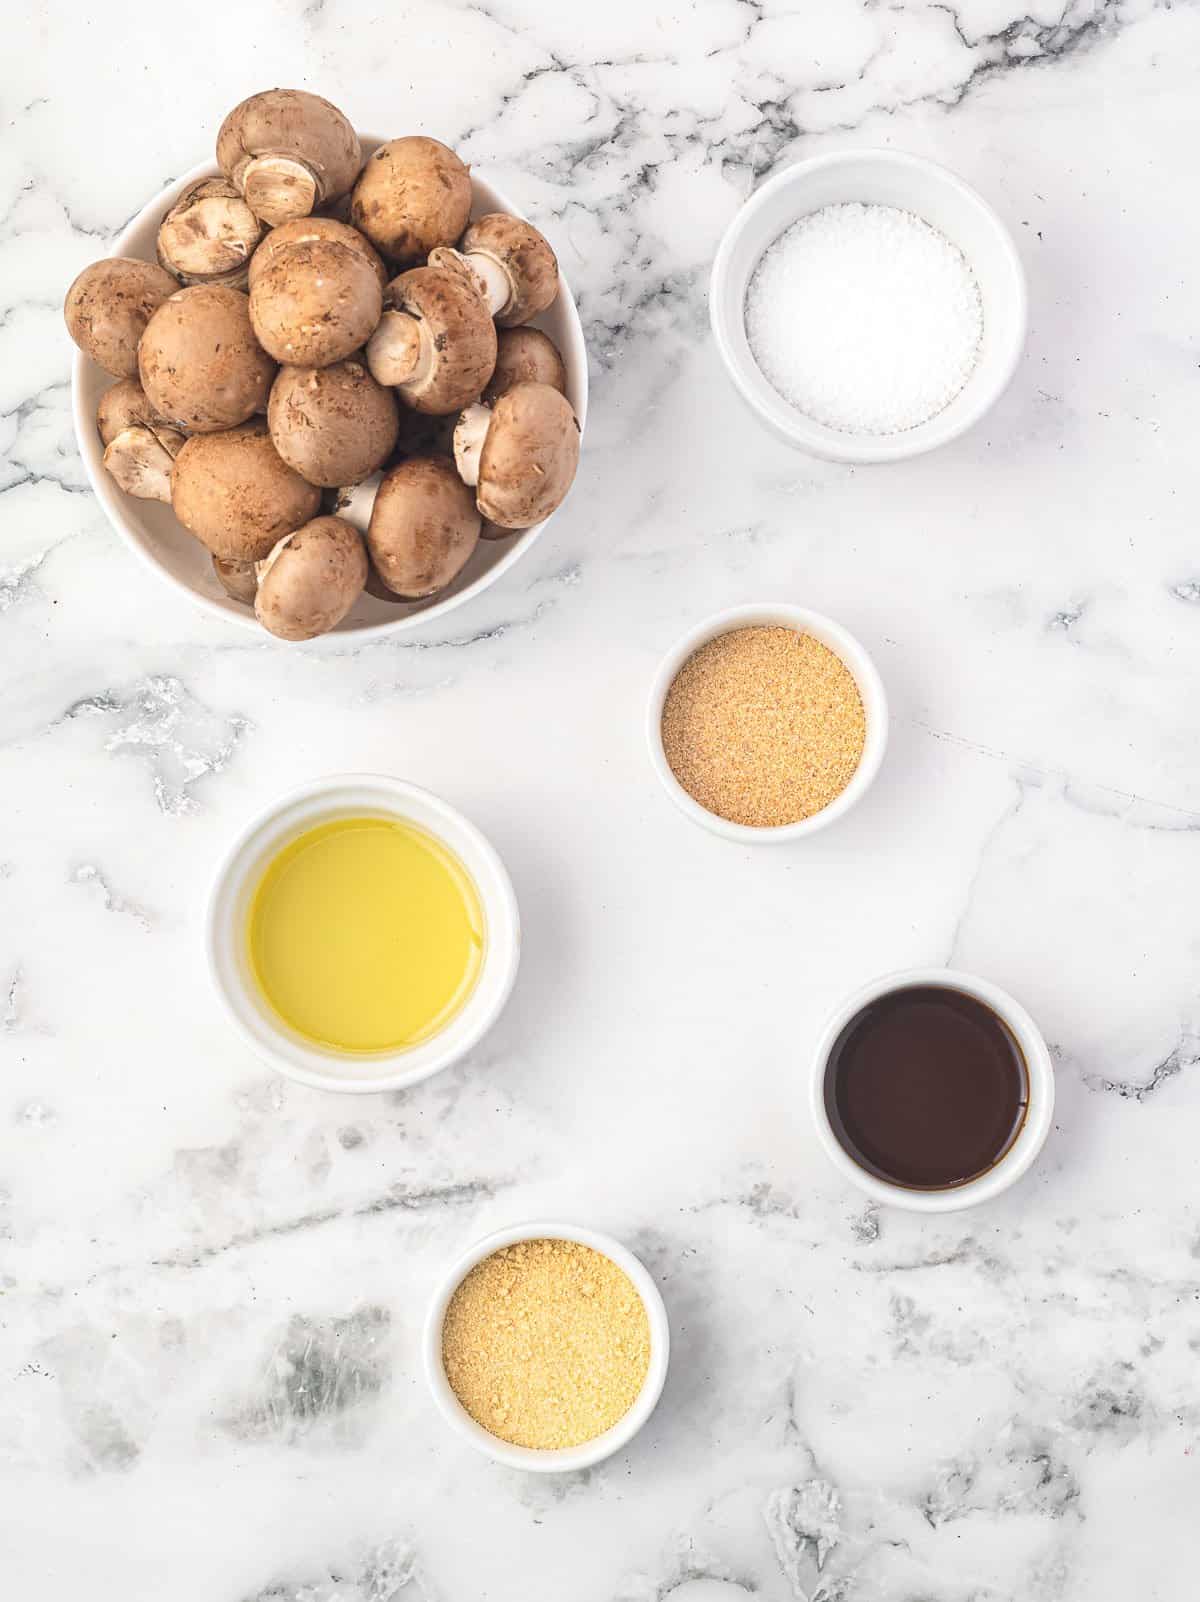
[4,2,1200,1598]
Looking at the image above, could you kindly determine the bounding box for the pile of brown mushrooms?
[65,89,580,642]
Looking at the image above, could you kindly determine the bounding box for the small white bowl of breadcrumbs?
[647,603,889,842]
[424,1221,670,1472]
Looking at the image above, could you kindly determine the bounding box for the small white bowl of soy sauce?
[810,968,1054,1212]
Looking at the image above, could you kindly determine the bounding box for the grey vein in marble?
[225,1305,392,1444]
[60,676,250,814]
[69,863,153,929]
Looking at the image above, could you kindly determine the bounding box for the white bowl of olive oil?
[206,775,520,1093]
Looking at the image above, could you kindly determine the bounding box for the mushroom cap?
[213,555,258,604]
[375,265,497,415]
[138,284,276,433]
[249,238,382,366]
[64,257,179,378]
[156,178,264,288]
[217,90,363,224]
[171,420,320,561]
[268,358,399,487]
[460,213,558,327]
[475,382,580,530]
[367,456,480,599]
[248,216,386,292]
[255,515,367,640]
[96,378,170,446]
[484,327,567,405]
[351,137,471,267]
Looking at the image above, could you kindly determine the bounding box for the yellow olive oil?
[247,815,485,1053]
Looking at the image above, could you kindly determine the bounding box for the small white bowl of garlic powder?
[710,149,1027,463]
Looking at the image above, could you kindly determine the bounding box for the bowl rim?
[645,602,889,842]
[203,772,521,1093]
[422,1218,671,1472]
[808,966,1056,1211]
[70,143,588,638]
[709,147,1029,464]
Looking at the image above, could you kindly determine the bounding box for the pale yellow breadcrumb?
[661,625,865,827]
[441,1238,651,1450]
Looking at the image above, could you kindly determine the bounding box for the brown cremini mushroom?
[430,214,558,327]
[171,420,320,561]
[254,515,367,640]
[96,378,186,501]
[350,137,471,267]
[365,457,480,598]
[139,284,276,433]
[64,258,179,378]
[213,555,258,604]
[249,239,382,366]
[453,382,579,530]
[247,216,386,292]
[96,377,172,445]
[156,178,265,288]
[268,359,398,487]
[217,89,363,228]
[483,327,567,404]
[365,265,496,415]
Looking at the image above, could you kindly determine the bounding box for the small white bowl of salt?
[710,149,1027,463]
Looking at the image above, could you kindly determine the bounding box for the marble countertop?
[4,2,1200,1598]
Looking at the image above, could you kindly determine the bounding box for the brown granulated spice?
[441,1238,651,1450]
[661,625,866,827]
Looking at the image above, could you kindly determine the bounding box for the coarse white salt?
[744,202,983,436]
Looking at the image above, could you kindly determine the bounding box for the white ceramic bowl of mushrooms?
[68,90,588,642]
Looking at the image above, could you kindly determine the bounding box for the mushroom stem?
[365,311,422,387]
[431,246,510,319]
[241,155,320,227]
[255,532,293,583]
[461,252,511,318]
[453,404,491,488]
[432,219,558,327]
[101,425,183,502]
[333,472,383,533]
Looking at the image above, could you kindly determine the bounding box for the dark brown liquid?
[824,986,1028,1190]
